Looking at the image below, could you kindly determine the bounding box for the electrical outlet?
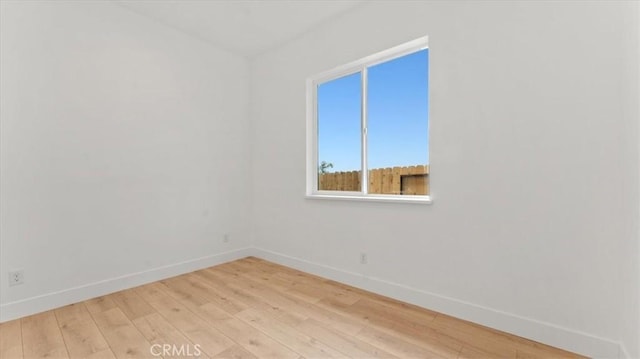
[9,269,24,286]
[223,233,230,243]
[360,253,368,264]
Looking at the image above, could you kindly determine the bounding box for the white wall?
[250,1,639,358]
[0,1,252,319]
[623,3,640,359]
[632,3,640,359]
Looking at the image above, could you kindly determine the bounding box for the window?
[306,37,430,203]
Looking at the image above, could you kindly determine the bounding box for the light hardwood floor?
[0,257,585,359]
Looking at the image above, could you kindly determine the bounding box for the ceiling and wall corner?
[112,0,367,58]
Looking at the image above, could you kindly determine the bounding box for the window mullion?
[361,67,368,195]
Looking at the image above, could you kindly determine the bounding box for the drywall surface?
[626,2,640,358]
[250,1,639,357]
[0,1,251,317]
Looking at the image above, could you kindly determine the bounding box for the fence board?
[319,165,429,195]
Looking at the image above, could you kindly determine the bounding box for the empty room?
[1,0,639,358]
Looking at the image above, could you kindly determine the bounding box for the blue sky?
[317,49,429,172]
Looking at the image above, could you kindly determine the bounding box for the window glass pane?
[317,72,362,192]
[367,49,429,195]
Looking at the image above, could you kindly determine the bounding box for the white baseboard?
[252,248,624,359]
[0,247,256,323]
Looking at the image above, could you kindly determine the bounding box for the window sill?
[305,194,433,204]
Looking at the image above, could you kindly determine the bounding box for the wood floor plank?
[316,297,463,358]
[515,344,584,359]
[209,268,366,336]
[295,318,397,358]
[355,325,445,359]
[432,311,571,358]
[175,271,252,315]
[223,260,274,276]
[21,310,69,358]
[212,345,258,359]
[135,283,235,357]
[184,300,300,359]
[189,272,284,314]
[209,317,300,359]
[54,303,114,359]
[429,314,519,358]
[274,271,362,306]
[133,312,210,359]
[236,307,348,359]
[0,319,23,359]
[108,290,155,321]
[238,272,297,296]
[239,267,362,308]
[186,271,278,313]
[157,280,237,326]
[318,296,439,342]
[241,258,325,282]
[161,275,213,307]
[237,270,328,306]
[84,295,118,315]
[457,344,498,359]
[213,263,247,277]
[90,307,155,358]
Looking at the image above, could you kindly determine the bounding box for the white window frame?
[306,36,432,204]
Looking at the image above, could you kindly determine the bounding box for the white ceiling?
[114,0,366,58]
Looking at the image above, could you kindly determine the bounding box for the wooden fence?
[319,165,429,195]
